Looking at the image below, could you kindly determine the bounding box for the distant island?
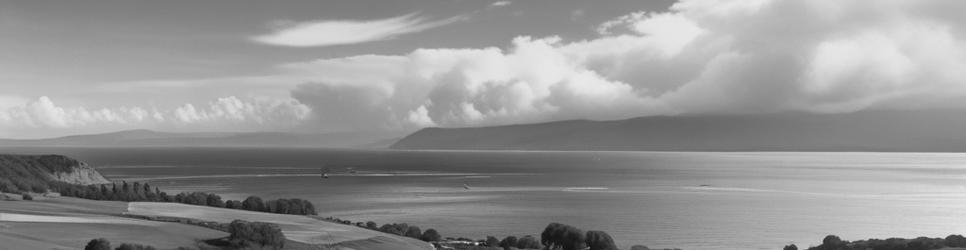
[391,109,966,152]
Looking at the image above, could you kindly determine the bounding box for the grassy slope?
[127,202,432,250]
[0,197,227,249]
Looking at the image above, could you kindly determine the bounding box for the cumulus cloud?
[0,96,310,138]
[282,0,966,131]
[253,13,466,47]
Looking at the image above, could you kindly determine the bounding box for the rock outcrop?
[48,161,110,185]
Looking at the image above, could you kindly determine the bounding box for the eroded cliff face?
[48,161,110,185]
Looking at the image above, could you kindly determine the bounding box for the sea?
[5,147,966,250]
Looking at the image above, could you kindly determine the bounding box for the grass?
[0,197,226,249]
[126,202,433,250]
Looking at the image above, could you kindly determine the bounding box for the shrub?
[486,236,500,247]
[405,226,423,239]
[115,243,157,250]
[421,228,442,242]
[516,235,542,249]
[946,235,966,247]
[500,236,518,250]
[630,246,650,250]
[242,196,265,211]
[84,238,111,250]
[783,244,797,250]
[585,231,618,250]
[228,220,285,249]
[22,193,33,200]
[540,223,586,250]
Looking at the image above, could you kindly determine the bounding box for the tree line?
[84,238,157,250]
[795,234,966,250]
[49,181,317,216]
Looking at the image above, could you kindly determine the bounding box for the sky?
[2,0,966,138]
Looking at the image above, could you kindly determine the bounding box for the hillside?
[391,109,966,151]
[0,130,402,148]
[0,154,109,194]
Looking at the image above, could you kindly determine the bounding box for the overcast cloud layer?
[4,0,966,137]
[287,0,966,130]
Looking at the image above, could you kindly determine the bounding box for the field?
[0,197,432,250]
[126,202,433,250]
[0,198,226,249]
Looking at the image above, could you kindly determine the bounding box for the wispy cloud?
[252,13,466,47]
[490,1,511,7]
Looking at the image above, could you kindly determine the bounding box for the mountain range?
[0,129,401,148]
[391,109,966,152]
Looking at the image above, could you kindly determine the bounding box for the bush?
[783,244,797,250]
[516,235,542,249]
[485,236,500,247]
[242,196,265,211]
[500,236,518,250]
[85,238,111,250]
[228,220,285,249]
[405,226,423,239]
[22,193,33,200]
[630,246,650,250]
[421,228,442,242]
[585,231,618,250]
[946,235,966,247]
[115,243,157,250]
[540,223,586,250]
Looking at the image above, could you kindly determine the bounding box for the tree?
[486,236,500,247]
[946,235,966,247]
[421,228,442,242]
[225,200,242,209]
[405,226,422,239]
[228,220,285,249]
[516,235,541,249]
[242,196,265,211]
[821,235,844,250]
[500,236,518,250]
[366,221,378,230]
[206,193,225,207]
[380,224,403,235]
[541,223,586,250]
[84,238,111,250]
[783,244,797,250]
[585,231,618,250]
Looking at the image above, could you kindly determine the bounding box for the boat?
[463,184,471,190]
[321,168,329,179]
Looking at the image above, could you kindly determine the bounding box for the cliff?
[47,160,110,185]
[0,154,111,193]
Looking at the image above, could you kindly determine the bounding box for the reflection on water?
[5,147,966,249]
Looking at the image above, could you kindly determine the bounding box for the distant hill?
[0,129,402,148]
[391,110,966,152]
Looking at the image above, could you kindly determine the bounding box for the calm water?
[5,147,966,249]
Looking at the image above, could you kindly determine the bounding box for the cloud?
[280,0,966,131]
[491,1,511,7]
[252,13,466,47]
[0,96,310,138]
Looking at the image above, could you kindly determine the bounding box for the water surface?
[5,147,966,250]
